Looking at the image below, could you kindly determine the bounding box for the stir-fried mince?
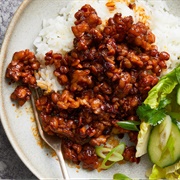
[6,4,170,170]
[6,50,40,106]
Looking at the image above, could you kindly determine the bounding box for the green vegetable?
[175,120,180,130]
[136,103,166,126]
[144,73,178,109]
[95,143,125,170]
[177,85,180,105]
[149,164,166,179]
[165,86,180,121]
[175,65,180,83]
[117,121,140,131]
[161,135,175,161]
[95,145,124,162]
[148,115,180,168]
[137,65,180,125]
[136,122,151,157]
[95,146,112,159]
[165,160,180,179]
[149,161,180,179]
[136,65,180,177]
[113,173,132,180]
[158,115,172,150]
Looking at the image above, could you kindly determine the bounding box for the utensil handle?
[56,150,70,180]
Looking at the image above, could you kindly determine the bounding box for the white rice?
[33,0,180,92]
[35,65,64,93]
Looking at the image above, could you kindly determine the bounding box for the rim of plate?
[0,0,41,178]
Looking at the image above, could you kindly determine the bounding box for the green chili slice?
[117,121,140,131]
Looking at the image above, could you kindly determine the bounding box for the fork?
[30,88,70,180]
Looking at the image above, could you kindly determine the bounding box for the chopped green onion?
[117,120,140,131]
[95,143,125,169]
[113,173,132,180]
[95,143,125,161]
[95,146,112,159]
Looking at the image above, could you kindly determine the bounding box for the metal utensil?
[31,88,69,179]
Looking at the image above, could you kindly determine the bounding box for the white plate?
[0,0,180,179]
